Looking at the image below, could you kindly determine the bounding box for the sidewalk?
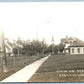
[1,54,51,82]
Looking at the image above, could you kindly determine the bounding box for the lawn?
[28,54,84,82]
[0,54,47,81]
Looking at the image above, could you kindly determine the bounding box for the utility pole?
[51,35,54,55]
[36,24,38,41]
[1,24,8,73]
[42,38,45,54]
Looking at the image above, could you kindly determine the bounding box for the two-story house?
[61,36,84,54]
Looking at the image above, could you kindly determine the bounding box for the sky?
[0,2,84,44]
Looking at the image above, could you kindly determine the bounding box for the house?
[61,36,83,45]
[0,42,13,56]
[5,44,13,56]
[61,36,84,54]
[69,43,84,54]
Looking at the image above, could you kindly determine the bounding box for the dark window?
[72,48,74,53]
[78,48,80,53]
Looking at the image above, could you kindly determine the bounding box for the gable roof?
[61,37,84,44]
[0,43,12,50]
[5,44,11,50]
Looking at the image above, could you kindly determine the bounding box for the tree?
[54,45,59,54]
[22,39,48,56]
[12,47,18,55]
[31,40,42,55]
[15,37,24,56]
[46,44,53,53]
[41,39,48,54]
[58,43,65,53]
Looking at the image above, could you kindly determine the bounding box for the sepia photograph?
[0,1,84,82]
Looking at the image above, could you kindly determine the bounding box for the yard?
[28,54,84,82]
[0,54,47,81]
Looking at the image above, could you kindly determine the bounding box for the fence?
[0,54,48,73]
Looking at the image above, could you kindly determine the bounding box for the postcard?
[0,1,84,83]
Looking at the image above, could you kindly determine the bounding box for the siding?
[70,47,84,54]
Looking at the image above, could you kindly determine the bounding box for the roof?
[64,47,70,50]
[5,44,11,50]
[61,37,84,44]
[69,43,84,47]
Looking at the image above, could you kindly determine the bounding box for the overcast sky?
[0,2,84,44]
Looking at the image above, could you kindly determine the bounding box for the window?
[78,48,80,53]
[72,48,74,53]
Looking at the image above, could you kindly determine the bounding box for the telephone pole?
[1,24,8,73]
[42,38,45,54]
[36,24,38,41]
[51,35,54,54]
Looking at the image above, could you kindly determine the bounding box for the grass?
[28,54,84,82]
[0,54,47,81]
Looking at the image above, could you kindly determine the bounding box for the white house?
[69,43,84,55]
[0,43,13,56]
[5,44,12,55]
[61,36,84,54]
